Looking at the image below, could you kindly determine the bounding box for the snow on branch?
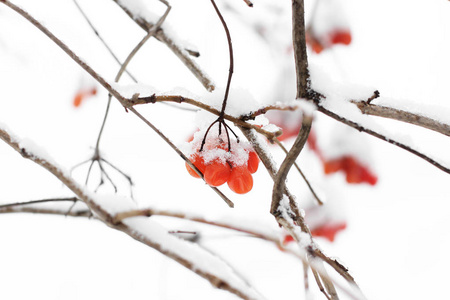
[0,123,266,300]
[352,99,450,138]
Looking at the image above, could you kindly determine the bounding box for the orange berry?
[204,160,232,187]
[306,31,324,54]
[247,151,259,174]
[73,87,97,108]
[73,93,83,107]
[311,40,324,54]
[227,166,253,194]
[323,159,344,174]
[185,154,206,178]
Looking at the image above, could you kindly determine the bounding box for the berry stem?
[200,0,236,152]
[210,0,234,118]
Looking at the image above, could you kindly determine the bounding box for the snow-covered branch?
[352,99,450,138]
[129,94,282,140]
[0,124,266,300]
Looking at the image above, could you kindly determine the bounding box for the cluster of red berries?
[306,29,352,54]
[185,139,260,194]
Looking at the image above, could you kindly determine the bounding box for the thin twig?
[96,1,170,150]
[0,197,79,209]
[274,138,323,205]
[131,94,282,140]
[311,269,332,300]
[199,0,235,151]
[72,0,137,82]
[0,206,92,217]
[240,103,300,121]
[303,261,310,298]
[111,0,215,91]
[210,0,233,118]
[312,248,358,287]
[113,208,279,241]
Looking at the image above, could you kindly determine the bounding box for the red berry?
[283,235,295,244]
[185,154,206,178]
[227,166,253,194]
[323,156,378,185]
[204,160,232,187]
[311,222,347,242]
[343,157,377,185]
[331,30,352,45]
[247,151,259,174]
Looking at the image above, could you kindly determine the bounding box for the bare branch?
[292,0,310,98]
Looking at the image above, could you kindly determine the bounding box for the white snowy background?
[1,0,450,299]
